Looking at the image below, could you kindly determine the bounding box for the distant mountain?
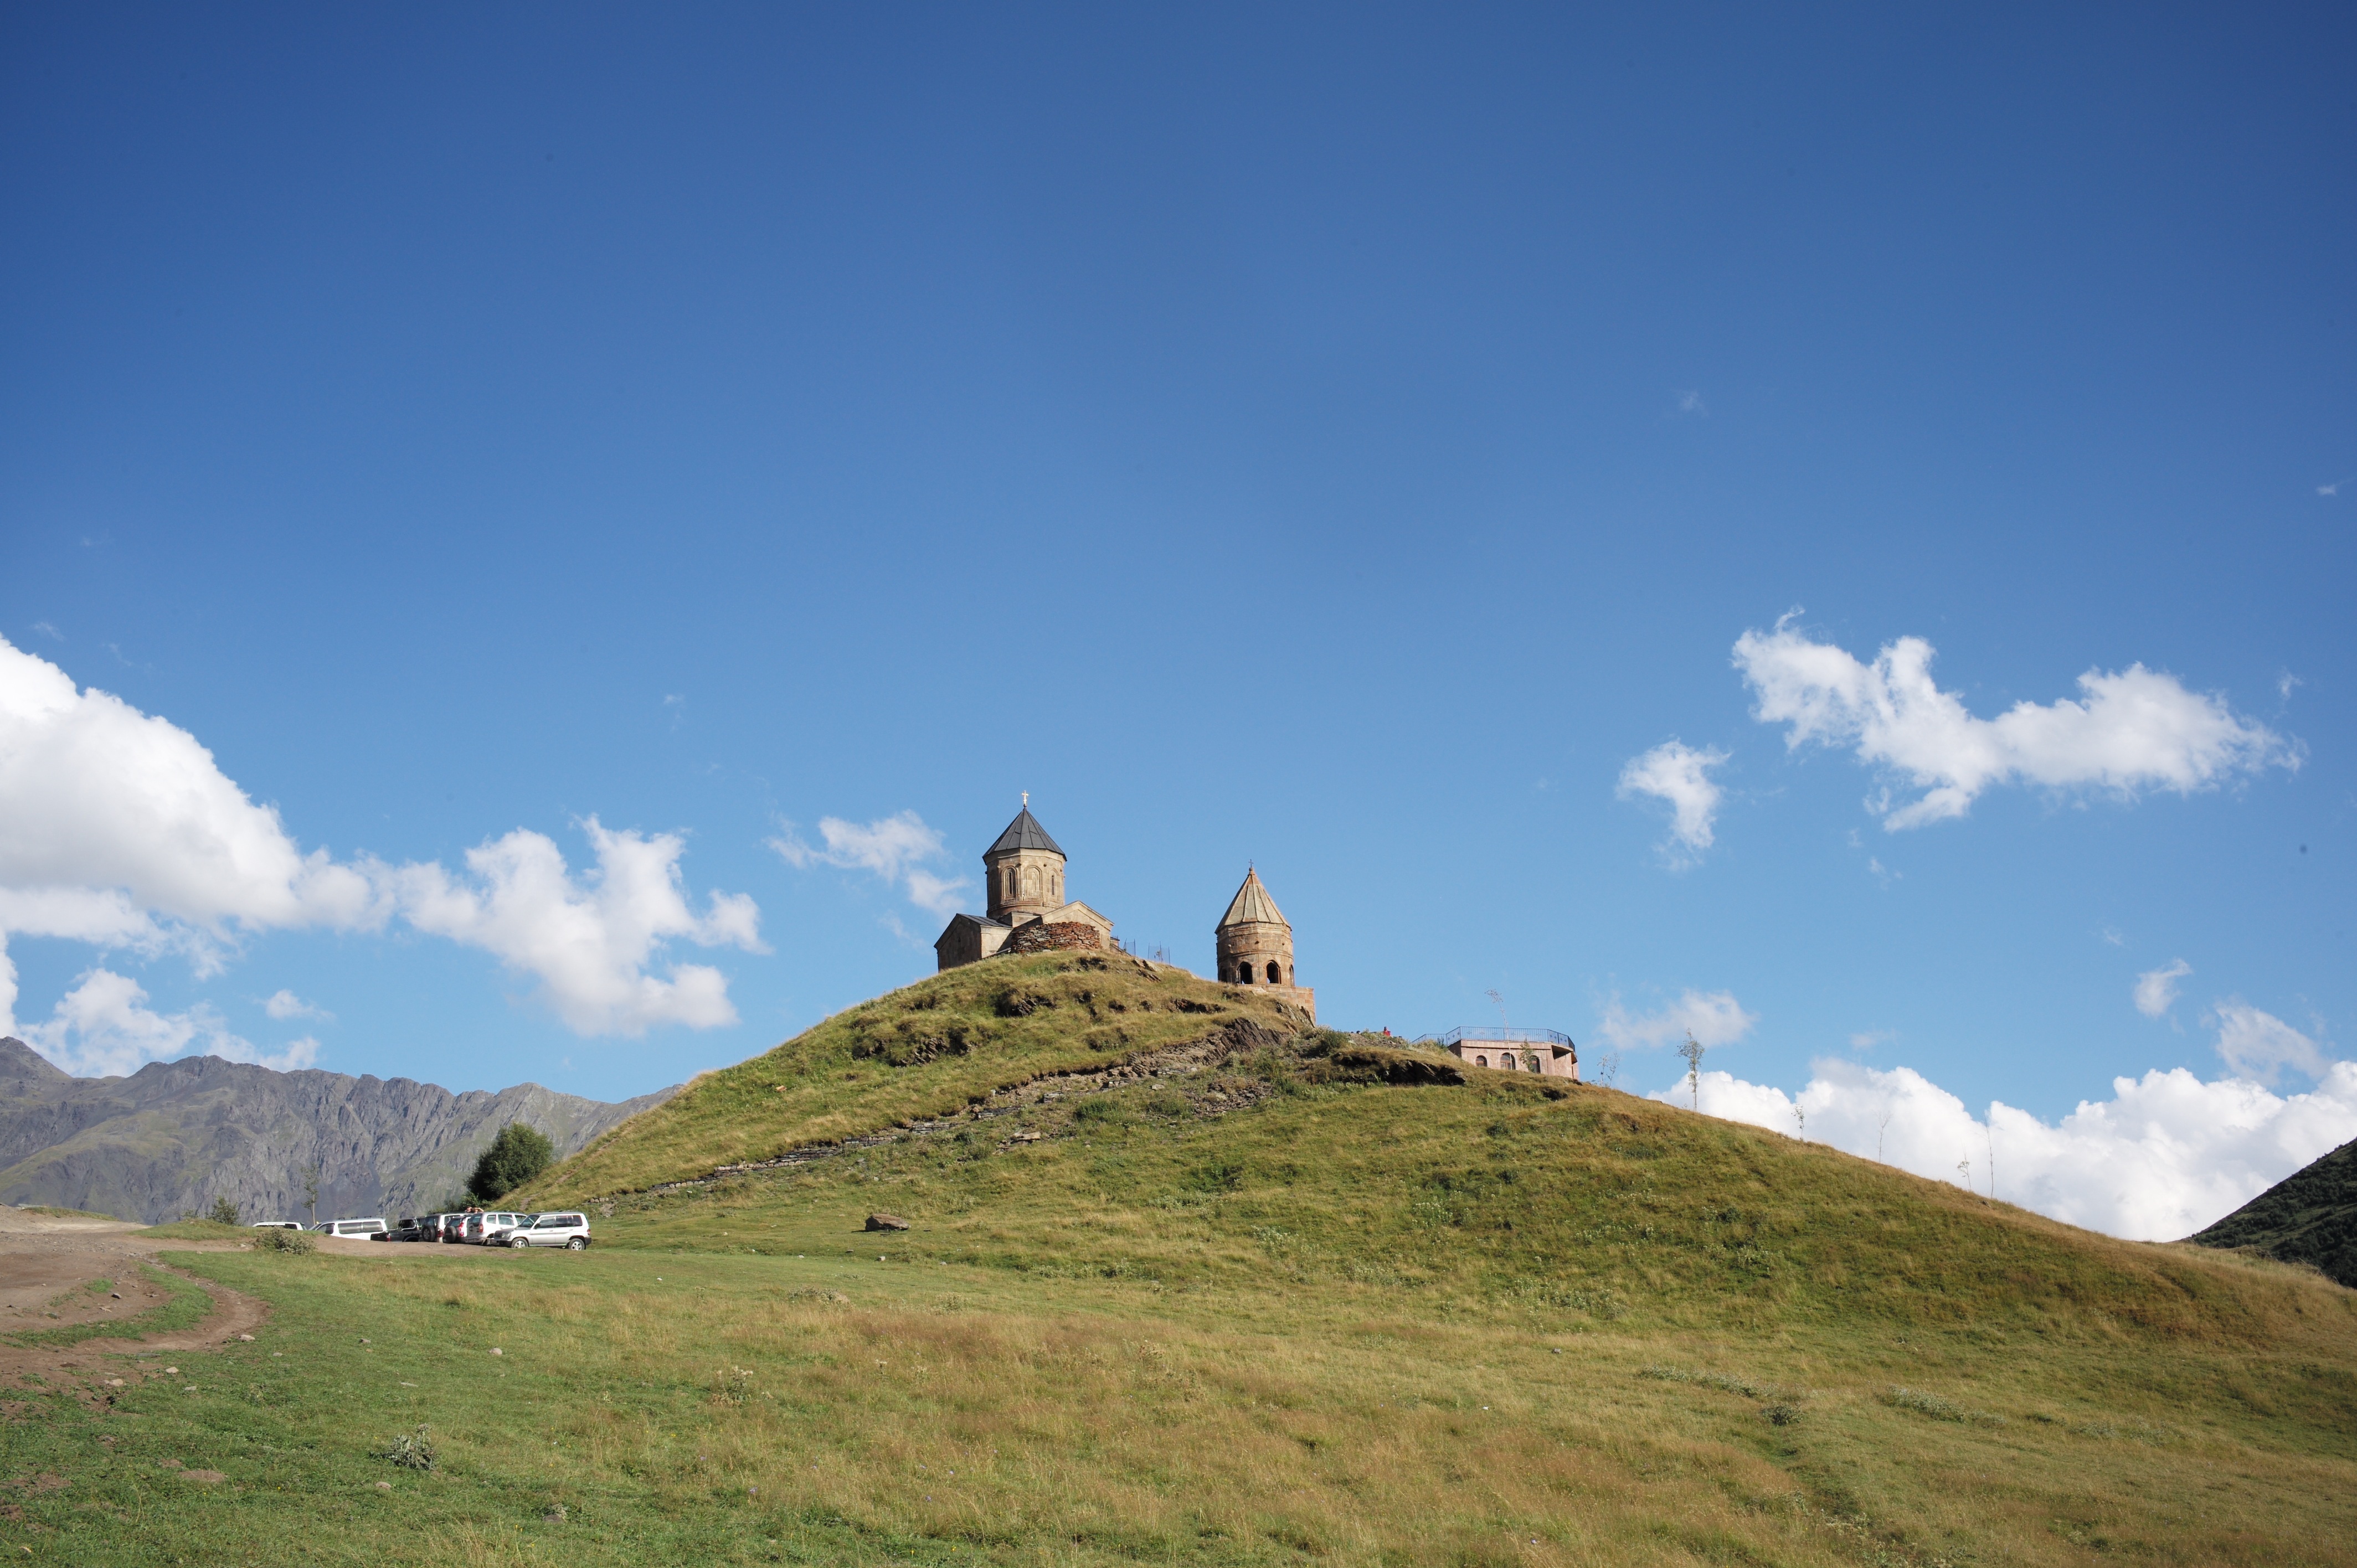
[0,1037,677,1225]
[2187,1137,2357,1288]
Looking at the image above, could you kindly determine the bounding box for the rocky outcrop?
[0,1037,675,1225]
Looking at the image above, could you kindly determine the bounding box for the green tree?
[207,1195,240,1226]
[300,1162,321,1226]
[467,1122,555,1202]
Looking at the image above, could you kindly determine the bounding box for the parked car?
[377,1216,434,1242]
[439,1213,472,1243]
[413,1213,457,1242]
[248,1220,303,1230]
[462,1211,528,1245]
[505,1213,591,1250]
[313,1218,387,1239]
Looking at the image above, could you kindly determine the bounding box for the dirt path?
[0,1208,267,1403]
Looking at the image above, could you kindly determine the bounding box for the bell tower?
[983,794,1067,927]
[1214,866,1314,1019]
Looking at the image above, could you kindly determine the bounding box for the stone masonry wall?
[1001,920,1109,956]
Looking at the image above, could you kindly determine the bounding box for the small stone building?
[1214,868,1316,1020]
[934,804,1115,971]
[1433,1027,1578,1079]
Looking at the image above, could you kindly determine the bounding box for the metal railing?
[1414,1026,1575,1049]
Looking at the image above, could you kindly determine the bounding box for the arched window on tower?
[1265,961,1281,984]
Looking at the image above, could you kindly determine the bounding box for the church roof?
[986,807,1064,858]
[1217,868,1288,930]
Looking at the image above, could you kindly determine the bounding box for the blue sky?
[3,6,2350,1235]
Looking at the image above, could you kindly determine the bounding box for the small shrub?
[1762,1401,1804,1426]
[207,1196,240,1226]
[379,1424,436,1472]
[1883,1386,1962,1420]
[1185,1161,1244,1194]
[1882,1386,2006,1426]
[1137,1088,1191,1120]
[254,1227,317,1255]
[1641,1365,1769,1400]
[711,1366,754,1406]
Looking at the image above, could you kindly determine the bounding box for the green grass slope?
[13,955,2351,1566]
[527,953,1311,1200]
[2192,1136,2357,1287]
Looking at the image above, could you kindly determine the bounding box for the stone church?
[934,802,1315,1021]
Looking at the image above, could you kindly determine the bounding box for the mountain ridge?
[0,1036,676,1224]
[2191,1135,2357,1287]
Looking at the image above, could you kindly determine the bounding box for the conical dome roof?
[1217,868,1288,929]
[986,807,1063,857]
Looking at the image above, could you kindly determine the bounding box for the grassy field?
[4,955,2353,1565]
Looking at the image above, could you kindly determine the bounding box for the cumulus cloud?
[0,635,379,942]
[388,819,764,1036]
[1648,1055,2357,1241]
[263,989,331,1023]
[2133,960,2192,1019]
[0,633,762,1051]
[1597,989,1758,1052]
[771,811,971,921]
[1616,741,1730,863]
[1732,618,2297,830]
[2211,1002,2329,1086]
[22,969,320,1077]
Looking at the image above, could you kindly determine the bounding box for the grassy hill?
[2193,1136,2357,1287]
[16,953,2357,1566]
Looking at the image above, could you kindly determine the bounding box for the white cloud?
[388,818,764,1036]
[1849,1030,1896,1050]
[1648,1055,2357,1241]
[771,811,971,922]
[2211,1001,2329,1086]
[22,969,320,1077]
[1676,390,1707,416]
[1615,742,1730,864]
[1732,618,2297,831]
[2133,959,2192,1019]
[0,635,762,1041]
[0,635,379,940]
[263,988,332,1023]
[1597,989,1758,1052]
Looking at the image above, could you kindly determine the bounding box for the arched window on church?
[1525,1052,1541,1072]
[1265,961,1281,984]
[1474,1054,1489,1068]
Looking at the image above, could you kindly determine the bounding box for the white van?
[505,1213,591,1250]
[315,1218,386,1239]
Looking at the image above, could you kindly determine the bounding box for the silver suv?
[505,1213,591,1250]
[464,1211,528,1245]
